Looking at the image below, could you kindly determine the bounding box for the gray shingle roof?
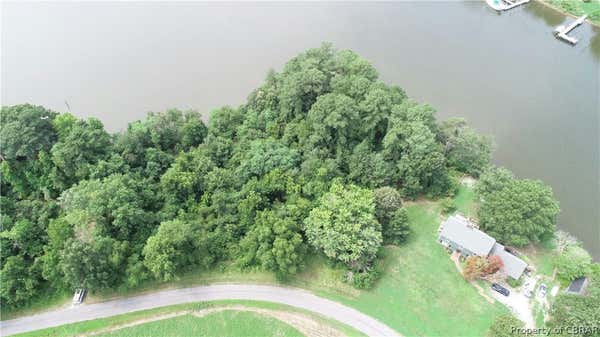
[566,277,588,294]
[491,243,527,280]
[439,215,496,256]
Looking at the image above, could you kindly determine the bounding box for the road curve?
[1,284,400,337]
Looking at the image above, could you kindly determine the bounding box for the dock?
[485,0,530,11]
[554,15,587,45]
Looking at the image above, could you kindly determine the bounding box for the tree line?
[1,43,560,310]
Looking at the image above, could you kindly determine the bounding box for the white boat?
[486,0,530,11]
[486,0,508,11]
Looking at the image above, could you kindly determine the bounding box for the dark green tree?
[160,146,215,206]
[0,255,39,307]
[59,237,126,289]
[475,167,514,199]
[235,138,300,181]
[238,203,307,279]
[143,219,212,281]
[0,104,58,160]
[385,208,410,245]
[439,118,493,177]
[50,118,112,189]
[478,178,559,246]
[61,173,159,242]
[347,141,392,188]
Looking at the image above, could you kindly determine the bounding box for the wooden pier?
[554,15,588,45]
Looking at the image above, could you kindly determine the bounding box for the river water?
[2,1,598,258]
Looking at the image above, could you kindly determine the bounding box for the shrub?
[487,314,524,337]
[351,268,381,289]
[441,198,456,215]
[506,277,523,288]
[556,245,592,282]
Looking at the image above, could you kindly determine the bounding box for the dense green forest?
[1,44,562,312]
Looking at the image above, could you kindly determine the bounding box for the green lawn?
[96,311,303,337]
[13,300,365,337]
[329,203,507,337]
[454,185,477,218]
[543,0,600,24]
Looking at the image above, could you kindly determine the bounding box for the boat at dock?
[485,0,530,11]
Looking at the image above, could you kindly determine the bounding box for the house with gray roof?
[490,243,528,280]
[438,214,528,280]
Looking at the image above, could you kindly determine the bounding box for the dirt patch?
[460,176,477,188]
[80,311,189,336]
[78,305,346,337]
[193,305,346,337]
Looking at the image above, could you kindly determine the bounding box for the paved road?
[0,284,400,336]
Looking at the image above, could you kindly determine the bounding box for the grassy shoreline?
[534,0,600,27]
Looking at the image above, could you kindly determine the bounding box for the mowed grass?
[454,185,477,218]
[13,300,366,337]
[96,311,304,337]
[329,201,508,337]
[543,0,600,24]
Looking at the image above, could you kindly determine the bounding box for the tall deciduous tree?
[348,141,392,188]
[439,118,493,177]
[0,255,39,307]
[61,173,159,242]
[235,138,300,182]
[50,118,112,189]
[160,146,215,206]
[475,167,514,199]
[143,220,212,281]
[478,178,559,246]
[304,181,382,270]
[385,208,411,245]
[0,104,58,160]
[238,202,308,279]
[59,237,127,289]
[305,93,360,156]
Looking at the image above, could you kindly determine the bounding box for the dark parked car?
[491,283,510,296]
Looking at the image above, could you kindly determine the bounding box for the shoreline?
[533,0,600,28]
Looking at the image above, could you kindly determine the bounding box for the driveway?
[489,283,535,328]
[0,284,400,337]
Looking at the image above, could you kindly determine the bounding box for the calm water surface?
[2,1,599,258]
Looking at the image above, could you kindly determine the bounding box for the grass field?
[541,0,600,24]
[330,202,508,337]
[96,310,304,337]
[453,185,478,218]
[13,300,365,337]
